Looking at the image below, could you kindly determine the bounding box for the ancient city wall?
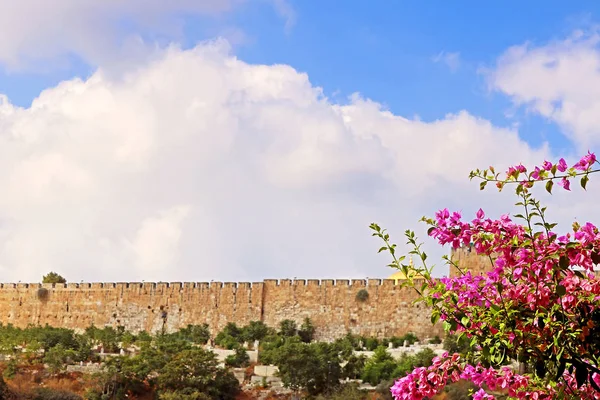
[0,279,444,341]
[0,249,489,341]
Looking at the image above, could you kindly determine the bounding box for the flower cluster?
[390,352,600,399]
[390,352,535,400]
[374,153,600,399]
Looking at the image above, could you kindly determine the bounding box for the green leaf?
[516,184,523,195]
[559,256,570,270]
[545,180,554,194]
[431,312,440,325]
[581,175,589,190]
[480,181,487,190]
[461,316,469,327]
[443,321,451,332]
[377,246,387,253]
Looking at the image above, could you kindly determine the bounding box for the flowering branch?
[372,152,600,399]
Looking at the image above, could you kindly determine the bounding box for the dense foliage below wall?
[0,320,471,399]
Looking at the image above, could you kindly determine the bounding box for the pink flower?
[556,158,567,172]
[573,151,597,171]
[542,160,553,171]
[557,177,570,191]
[476,208,485,219]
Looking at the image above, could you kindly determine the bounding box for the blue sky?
[1,1,600,281]
[3,1,595,150]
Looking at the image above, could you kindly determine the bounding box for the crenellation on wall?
[0,249,489,340]
[263,279,279,288]
[321,279,334,287]
[381,279,396,287]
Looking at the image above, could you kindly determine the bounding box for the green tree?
[364,337,380,351]
[214,322,242,349]
[241,321,270,343]
[178,324,210,344]
[224,346,250,368]
[44,343,74,374]
[42,272,66,284]
[278,319,297,337]
[298,317,315,343]
[342,354,367,379]
[361,346,397,386]
[257,334,285,365]
[274,339,342,396]
[413,347,435,368]
[157,348,239,399]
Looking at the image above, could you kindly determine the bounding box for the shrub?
[159,391,211,400]
[278,319,297,337]
[341,354,367,379]
[314,382,369,399]
[241,321,270,343]
[364,337,379,351]
[177,324,210,345]
[361,346,397,386]
[224,346,250,368]
[428,335,442,344]
[443,333,470,355]
[36,288,49,301]
[215,323,243,349]
[399,332,418,346]
[355,289,369,302]
[31,388,82,400]
[298,317,315,343]
[41,272,66,284]
[2,358,18,379]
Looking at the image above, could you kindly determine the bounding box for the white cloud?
[0,0,294,71]
[486,30,600,150]
[128,205,191,279]
[0,40,555,283]
[433,51,461,73]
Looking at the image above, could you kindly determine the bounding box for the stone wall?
[0,249,490,341]
[450,246,491,278]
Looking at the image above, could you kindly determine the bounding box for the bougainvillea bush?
[371,152,600,399]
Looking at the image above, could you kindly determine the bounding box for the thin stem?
[473,168,600,184]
